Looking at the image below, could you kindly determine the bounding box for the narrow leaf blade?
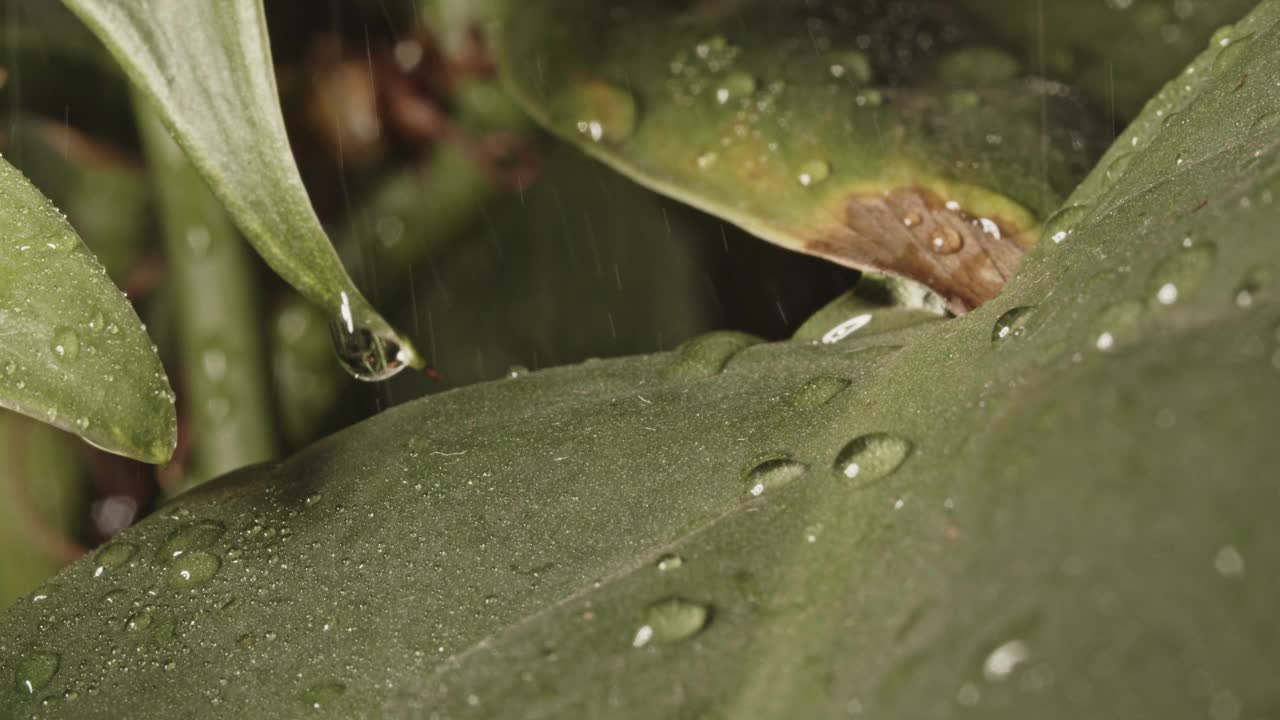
[61,0,425,378]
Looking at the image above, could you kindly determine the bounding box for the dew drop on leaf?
[796,159,831,187]
[833,433,912,484]
[743,456,808,497]
[991,306,1036,344]
[301,682,347,710]
[656,554,683,572]
[789,376,851,409]
[1043,204,1089,244]
[15,652,60,694]
[1093,300,1145,352]
[1211,32,1253,76]
[664,331,761,379]
[160,520,226,559]
[633,598,710,647]
[93,542,138,575]
[1148,243,1216,307]
[167,551,221,587]
[51,327,80,361]
[563,80,637,144]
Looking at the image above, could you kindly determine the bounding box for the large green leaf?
[0,155,175,463]
[0,411,86,609]
[3,2,1280,718]
[496,0,1109,312]
[60,0,425,381]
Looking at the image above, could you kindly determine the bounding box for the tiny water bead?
[15,652,60,694]
[124,611,154,633]
[743,456,808,497]
[789,376,852,409]
[929,226,964,255]
[301,682,347,710]
[991,306,1036,344]
[51,326,80,361]
[797,159,831,187]
[564,80,637,144]
[656,554,684,572]
[664,331,761,379]
[632,598,710,647]
[160,520,226,559]
[821,313,872,345]
[833,433,912,485]
[166,550,221,587]
[1234,267,1274,308]
[1148,243,1216,307]
[1093,300,1145,352]
[982,639,1030,681]
[329,322,415,382]
[1042,204,1089,244]
[93,542,138,575]
[1211,32,1254,77]
[714,71,757,104]
[829,51,872,84]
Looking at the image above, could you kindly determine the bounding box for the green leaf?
[4,1,1280,716]
[0,154,176,463]
[495,0,1108,312]
[0,412,86,609]
[136,107,278,491]
[60,0,426,381]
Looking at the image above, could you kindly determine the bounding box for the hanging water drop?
[834,433,912,484]
[330,320,414,382]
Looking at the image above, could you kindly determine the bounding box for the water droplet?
[1212,33,1253,76]
[167,551,221,587]
[656,554,683,572]
[124,611,154,633]
[93,542,138,574]
[505,365,529,379]
[982,640,1030,681]
[929,226,963,255]
[329,319,413,382]
[829,51,872,83]
[1093,300,1144,352]
[1148,243,1216,307]
[664,331,761,379]
[789,376,851,409]
[1043,204,1088,244]
[633,598,710,647]
[797,159,831,187]
[160,520,226,559]
[696,151,718,170]
[51,327,80,361]
[714,71,756,104]
[1214,544,1245,577]
[563,80,637,144]
[1233,266,1273,308]
[743,456,808,497]
[1101,152,1134,185]
[15,652,59,694]
[821,313,872,344]
[991,306,1036,344]
[833,433,912,484]
[301,682,346,709]
[98,588,129,607]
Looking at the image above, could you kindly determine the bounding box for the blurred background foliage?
[0,0,854,606]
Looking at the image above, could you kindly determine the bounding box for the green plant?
[0,0,1277,717]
